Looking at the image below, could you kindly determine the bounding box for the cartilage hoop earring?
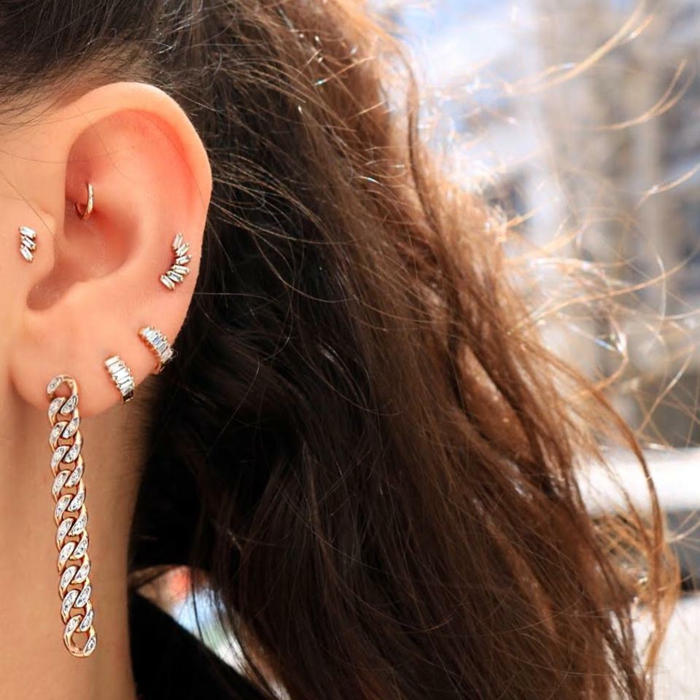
[19,226,37,263]
[104,355,135,403]
[160,232,192,290]
[138,326,174,373]
[46,375,98,658]
[75,183,94,221]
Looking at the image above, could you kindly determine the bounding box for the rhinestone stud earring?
[19,226,37,263]
[160,233,192,290]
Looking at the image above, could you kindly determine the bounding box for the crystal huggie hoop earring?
[138,326,174,373]
[47,375,98,658]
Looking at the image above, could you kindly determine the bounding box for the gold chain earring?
[47,375,97,658]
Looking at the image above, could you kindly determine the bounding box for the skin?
[0,82,212,700]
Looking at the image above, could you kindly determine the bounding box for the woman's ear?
[7,81,212,415]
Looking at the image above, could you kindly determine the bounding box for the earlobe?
[8,81,212,416]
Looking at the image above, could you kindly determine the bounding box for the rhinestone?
[61,589,79,620]
[52,470,70,497]
[62,416,80,439]
[75,584,91,608]
[46,376,62,394]
[64,441,82,464]
[65,615,81,637]
[53,493,73,525]
[69,512,87,537]
[67,489,85,512]
[49,397,65,420]
[74,560,90,584]
[58,542,76,568]
[51,445,69,469]
[83,635,97,656]
[79,608,94,632]
[72,535,89,559]
[50,422,66,446]
[60,566,77,593]
[55,495,71,522]
[60,394,78,415]
[19,225,36,239]
[56,518,75,546]
[19,246,33,263]
[160,274,175,290]
[66,464,83,488]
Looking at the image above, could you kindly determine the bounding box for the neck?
[0,384,142,700]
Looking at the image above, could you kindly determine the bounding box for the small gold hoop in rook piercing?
[138,326,174,373]
[104,356,135,403]
[75,183,94,221]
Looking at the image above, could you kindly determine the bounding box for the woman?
[0,1,676,699]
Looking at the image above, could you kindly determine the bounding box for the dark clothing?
[130,592,264,700]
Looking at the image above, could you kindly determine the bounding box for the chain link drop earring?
[46,375,97,658]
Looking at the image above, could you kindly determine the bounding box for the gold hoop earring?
[75,183,94,221]
[47,375,98,658]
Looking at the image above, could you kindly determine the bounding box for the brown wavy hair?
[4,0,676,698]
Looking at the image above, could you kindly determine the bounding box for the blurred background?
[367,1,700,696]
[169,2,700,697]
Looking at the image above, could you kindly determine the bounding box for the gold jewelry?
[47,375,97,658]
[138,326,174,373]
[75,183,94,220]
[104,355,135,403]
[19,226,36,263]
[160,233,192,290]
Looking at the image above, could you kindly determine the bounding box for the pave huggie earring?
[47,375,98,658]
[138,326,174,373]
[104,355,135,403]
[75,183,94,221]
[19,226,37,263]
[160,233,192,290]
